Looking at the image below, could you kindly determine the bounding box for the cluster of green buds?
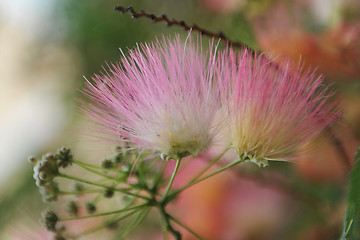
[29,147,72,202]
[29,146,232,239]
[29,147,164,239]
[30,153,59,202]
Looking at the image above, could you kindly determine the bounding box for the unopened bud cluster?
[29,147,169,238]
[30,147,73,202]
[32,153,60,202]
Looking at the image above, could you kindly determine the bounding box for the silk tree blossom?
[82,36,220,160]
[217,49,340,167]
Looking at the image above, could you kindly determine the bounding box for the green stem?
[58,204,147,221]
[119,207,151,239]
[58,173,150,200]
[70,208,140,239]
[152,161,166,191]
[58,190,102,195]
[72,159,103,170]
[158,204,182,240]
[73,161,117,180]
[191,147,230,183]
[168,214,203,240]
[168,159,242,200]
[161,158,181,202]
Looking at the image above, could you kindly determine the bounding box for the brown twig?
[114,6,246,49]
[114,5,350,170]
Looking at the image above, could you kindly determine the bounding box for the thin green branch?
[167,159,242,200]
[161,158,181,202]
[191,147,230,183]
[69,208,140,239]
[72,159,103,170]
[59,203,148,221]
[158,204,182,240]
[169,214,203,240]
[152,161,167,191]
[73,161,118,180]
[58,173,150,200]
[118,207,151,239]
[58,190,102,195]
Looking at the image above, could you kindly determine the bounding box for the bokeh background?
[0,0,359,239]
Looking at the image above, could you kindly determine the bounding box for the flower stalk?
[167,158,243,202]
[158,203,182,240]
[161,158,181,202]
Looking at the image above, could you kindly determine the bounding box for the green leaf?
[341,148,360,240]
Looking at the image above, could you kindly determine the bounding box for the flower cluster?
[82,35,339,166]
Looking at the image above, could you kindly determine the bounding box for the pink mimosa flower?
[217,49,340,167]
[82,35,219,160]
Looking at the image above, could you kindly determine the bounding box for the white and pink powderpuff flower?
[217,49,340,167]
[82,35,220,160]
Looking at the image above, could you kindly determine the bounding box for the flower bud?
[66,201,78,216]
[72,183,84,193]
[55,147,73,168]
[27,156,37,164]
[112,151,124,163]
[39,181,59,202]
[104,189,114,198]
[41,210,58,232]
[102,159,113,169]
[85,202,96,214]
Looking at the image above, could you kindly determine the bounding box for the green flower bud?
[104,189,114,198]
[66,201,78,216]
[85,202,96,214]
[41,210,58,232]
[55,147,73,168]
[102,159,113,169]
[72,183,84,193]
